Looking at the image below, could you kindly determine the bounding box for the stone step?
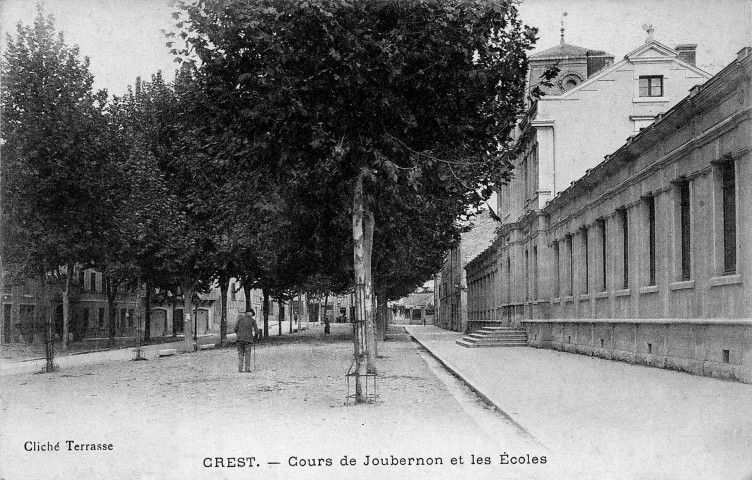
[469,332,525,336]
[470,332,528,339]
[473,330,527,335]
[467,337,528,343]
[456,339,528,348]
[458,329,528,347]
[158,348,177,357]
[479,326,526,330]
[462,339,528,345]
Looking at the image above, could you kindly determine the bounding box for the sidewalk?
[405,325,752,480]
[0,335,207,376]
[0,319,310,375]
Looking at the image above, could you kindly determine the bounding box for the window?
[79,270,85,289]
[598,219,607,292]
[531,144,539,198]
[83,309,90,331]
[721,162,736,274]
[119,308,126,328]
[646,196,657,285]
[90,272,97,293]
[620,209,630,288]
[581,227,589,294]
[128,309,134,328]
[678,180,692,280]
[505,256,511,303]
[566,235,574,296]
[98,308,105,328]
[230,282,236,301]
[533,246,538,300]
[553,241,561,297]
[524,249,530,300]
[639,76,663,97]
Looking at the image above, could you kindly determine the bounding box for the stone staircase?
[456,326,528,348]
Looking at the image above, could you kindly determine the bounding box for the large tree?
[174,0,535,401]
[1,9,111,365]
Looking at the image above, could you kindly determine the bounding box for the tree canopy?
[173,0,537,400]
[1,2,539,388]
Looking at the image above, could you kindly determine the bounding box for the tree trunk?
[303,293,308,329]
[143,284,151,341]
[381,294,389,340]
[317,295,323,325]
[289,298,293,333]
[62,262,74,351]
[218,272,229,347]
[323,294,329,325]
[243,283,252,312]
[106,275,117,347]
[375,290,388,344]
[351,172,375,402]
[134,277,143,356]
[262,289,270,339]
[277,299,282,336]
[363,210,376,371]
[40,270,54,372]
[171,293,177,338]
[181,282,195,352]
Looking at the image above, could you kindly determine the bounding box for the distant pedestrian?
[324,316,331,335]
[234,308,259,373]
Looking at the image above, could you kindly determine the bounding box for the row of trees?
[2,1,540,401]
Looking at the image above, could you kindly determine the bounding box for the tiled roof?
[401,292,435,308]
[461,210,498,264]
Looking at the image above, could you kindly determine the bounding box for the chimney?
[675,44,697,66]
[586,51,614,77]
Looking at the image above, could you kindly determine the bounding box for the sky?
[0,0,750,95]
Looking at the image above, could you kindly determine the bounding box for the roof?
[530,43,610,60]
[544,46,750,212]
[548,39,710,100]
[461,209,499,264]
[400,292,434,309]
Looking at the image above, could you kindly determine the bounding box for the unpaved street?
[1,324,551,480]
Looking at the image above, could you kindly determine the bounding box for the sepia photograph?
[1,0,751,478]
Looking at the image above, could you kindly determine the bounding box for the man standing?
[234,308,259,373]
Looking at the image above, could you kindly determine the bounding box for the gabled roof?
[400,292,434,308]
[548,39,711,100]
[623,39,710,76]
[625,39,679,60]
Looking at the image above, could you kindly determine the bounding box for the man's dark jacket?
[234,314,257,343]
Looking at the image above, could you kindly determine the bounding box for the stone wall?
[524,319,752,383]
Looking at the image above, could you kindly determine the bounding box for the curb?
[407,330,547,450]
